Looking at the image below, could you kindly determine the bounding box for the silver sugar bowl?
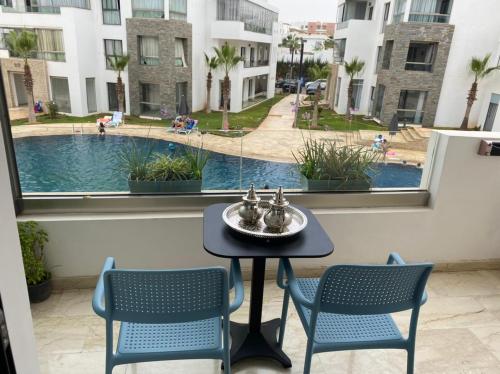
[264,186,292,233]
[238,184,263,224]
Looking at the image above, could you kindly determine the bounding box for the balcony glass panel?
[398,90,427,124]
[140,83,160,116]
[132,0,164,18]
[409,0,452,23]
[2,28,65,61]
[216,0,278,35]
[392,0,407,24]
[169,0,187,20]
[26,0,90,12]
[334,38,346,63]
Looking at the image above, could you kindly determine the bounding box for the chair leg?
[223,318,231,374]
[278,289,290,349]
[105,360,113,374]
[303,338,314,374]
[407,347,415,374]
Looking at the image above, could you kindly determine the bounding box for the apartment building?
[0,0,279,117]
[306,21,335,36]
[333,0,500,129]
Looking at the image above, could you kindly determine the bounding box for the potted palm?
[123,142,209,193]
[294,139,379,191]
[17,221,52,303]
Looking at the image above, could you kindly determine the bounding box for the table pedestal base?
[228,319,292,368]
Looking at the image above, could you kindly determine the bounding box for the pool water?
[14,135,423,193]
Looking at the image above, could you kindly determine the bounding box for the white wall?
[434,0,500,127]
[0,127,39,372]
[18,131,500,279]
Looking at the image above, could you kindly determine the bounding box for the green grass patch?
[11,113,165,127]
[191,94,286,132]
[297,106,385,132]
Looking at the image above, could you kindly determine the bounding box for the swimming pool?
[13,135,423,193]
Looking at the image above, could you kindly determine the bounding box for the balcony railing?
[132,8,164,18]
[26,0,90,12]
[336,21,348,30]
[244,60,269,68]
[140,57,160,65]
[397,109,425,124]
[103,9,120,24]
[405,61,433,72]
[408,12,450,23]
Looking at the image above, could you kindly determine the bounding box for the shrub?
[294,138,379,182]
[17,221,50,285]
[46,101,58,119]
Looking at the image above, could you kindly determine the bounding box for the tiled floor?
[32,270,500,373]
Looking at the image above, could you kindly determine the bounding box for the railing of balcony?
[397,109,425,124]
[336,21,349,30]
[26,0,90,12]
[408,12,450,23]
[405,61,433,72]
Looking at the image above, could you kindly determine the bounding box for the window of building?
[334,38,346,63]
[107,82,126,111]
[393,0,407,24]
[351,79,363,110]
[240,46,247,66]
[50,77,71,113]
[409,0,453,23]
[140,82,160,116]
[0,0,12,6]
[335,77,341,106]
[86,78,97,113]
[175,38,188,67]
[381,2,390,33]
[4,28,66,61]
[336,3,345,23]
[132,0,164,18]
[398,90,427,124]
[102,0,121,25]
[104,39,123,69]
[368,5,374,20]
[26,0,90,13]
[382,40,394,69]
[406,42,437,72]
[175,82,188,113]
[138,36,159,65]
[373,84,385,119]
[217,0,278,35]
[257,44,269,66]
[375,46,382,72]
[170,0,187,20]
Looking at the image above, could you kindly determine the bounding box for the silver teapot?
[238,184,263,224]
[263,186,292,233]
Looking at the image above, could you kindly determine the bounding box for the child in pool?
[98,122,106,136]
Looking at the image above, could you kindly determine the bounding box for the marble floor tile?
[33,273,500,373]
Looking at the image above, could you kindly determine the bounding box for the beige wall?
[1,57,50,108]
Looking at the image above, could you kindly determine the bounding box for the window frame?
[138,35,160,66]
[104,39,123,69]
[102,0,121,25]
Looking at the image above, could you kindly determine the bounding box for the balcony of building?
[336,0,374,31]
[392,0,453,25]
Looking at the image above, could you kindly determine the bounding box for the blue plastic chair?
[277,253,433,374]
[92,257,244,374]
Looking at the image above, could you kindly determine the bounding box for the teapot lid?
[270,186,289,207]
[243,183,260,203]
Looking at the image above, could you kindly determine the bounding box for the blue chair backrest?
[317,264,433,315]
[113,112,123,121]
[104,267,228,324]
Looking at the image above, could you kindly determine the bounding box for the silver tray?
[222,201,308,239]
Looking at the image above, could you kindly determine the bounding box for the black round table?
[203,203,334,368]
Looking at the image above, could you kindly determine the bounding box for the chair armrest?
[229,259,244,314]
[92,257,115,318]
[278,259,314,309]
[387,252,406,265]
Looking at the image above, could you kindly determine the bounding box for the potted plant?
[294,139,379,191]
[17,221,52,303]
[123,142,209,193]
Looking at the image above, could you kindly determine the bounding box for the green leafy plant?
[46,100,58,119]
[147,154,193,181]
[294,138,379,183]
[17,221,50,285]
[119,140,154,181]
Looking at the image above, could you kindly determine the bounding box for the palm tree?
[6,30,38,124]
[108,54,130,114]
[213,42,244,130]
[344,57,365,120]
[460,54,500,130]
[307,64,330,127]
[280,34,301,79]
[204,53,219,114]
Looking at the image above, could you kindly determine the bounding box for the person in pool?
[98,122,106,136]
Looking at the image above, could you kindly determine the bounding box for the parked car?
[305,79,327,91]
[306,81,326,95]
[275,79,286,88]
[282,79,298,93]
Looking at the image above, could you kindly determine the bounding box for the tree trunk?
[346,79,354,120]
[222,75,230,130]
[116,75,125,114]
[460,81,478,130]
[312,85,321,127]
[289,51,295,80]
[24,61,36,124]
[205,72,212,114]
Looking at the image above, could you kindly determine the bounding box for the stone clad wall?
[1,57,50,109]
[126,18,192,117]
[375,23,455,127]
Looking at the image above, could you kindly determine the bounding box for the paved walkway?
[10,95,429,164]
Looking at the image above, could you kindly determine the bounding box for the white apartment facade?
[333,0,500,129]
[0,0,279,117]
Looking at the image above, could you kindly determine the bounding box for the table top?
[203,203,334,259]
